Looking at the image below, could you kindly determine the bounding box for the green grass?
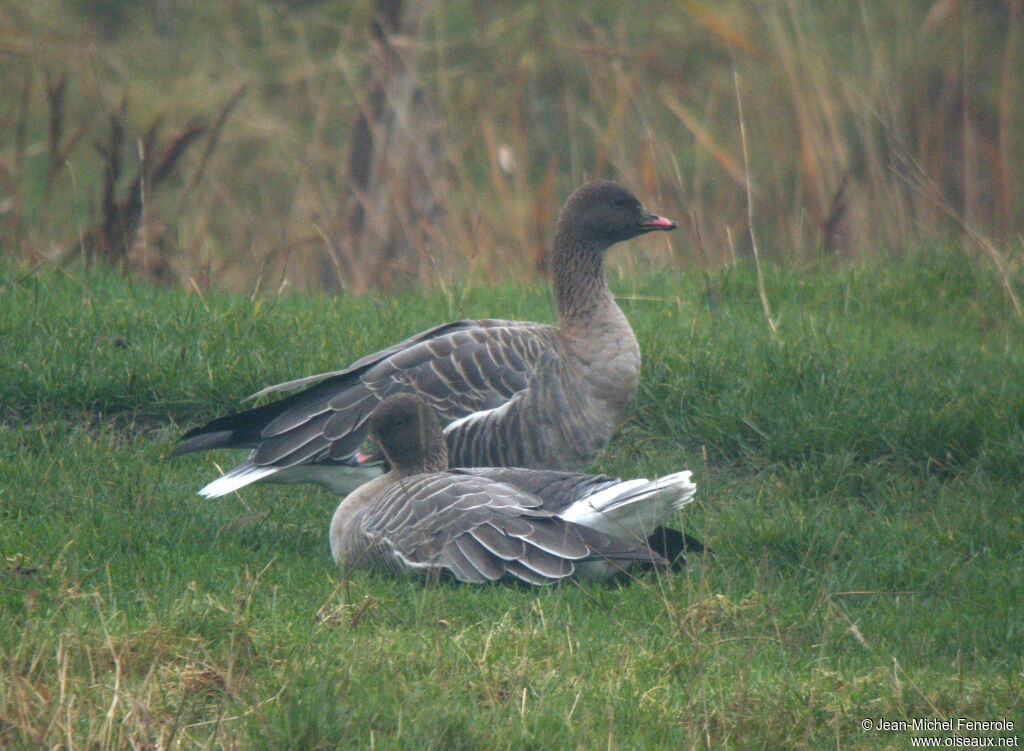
[2,246,1024,749]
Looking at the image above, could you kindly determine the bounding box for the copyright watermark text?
[862,718,1019,747]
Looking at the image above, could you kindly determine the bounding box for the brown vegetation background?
[1,0,1022,292]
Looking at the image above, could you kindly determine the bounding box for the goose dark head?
[368,393,448,475]
[555,180,676,251]
[551,181,675,322]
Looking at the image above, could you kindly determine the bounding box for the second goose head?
[367,393,449,476]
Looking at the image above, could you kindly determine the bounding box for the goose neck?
[552,234,611,325]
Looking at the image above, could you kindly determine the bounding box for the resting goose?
[172,181,676,497]
[329,393,697,584]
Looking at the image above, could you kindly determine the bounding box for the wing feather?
[441,543,490,583]
[516,546,576,579]
[453,535,505,581]
[469,523,527,561]
[253,417,331,466]
[503,559,554,586]
[512,520,591,560]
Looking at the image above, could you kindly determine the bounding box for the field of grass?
[2,245,1023,749]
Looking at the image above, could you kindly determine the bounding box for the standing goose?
[330,394,697,584]
[172,181,676,497]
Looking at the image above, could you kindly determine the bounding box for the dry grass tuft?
[1,1,1022,293]
[2,0,1024,299]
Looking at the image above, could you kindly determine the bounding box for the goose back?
[330,471,665,585]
